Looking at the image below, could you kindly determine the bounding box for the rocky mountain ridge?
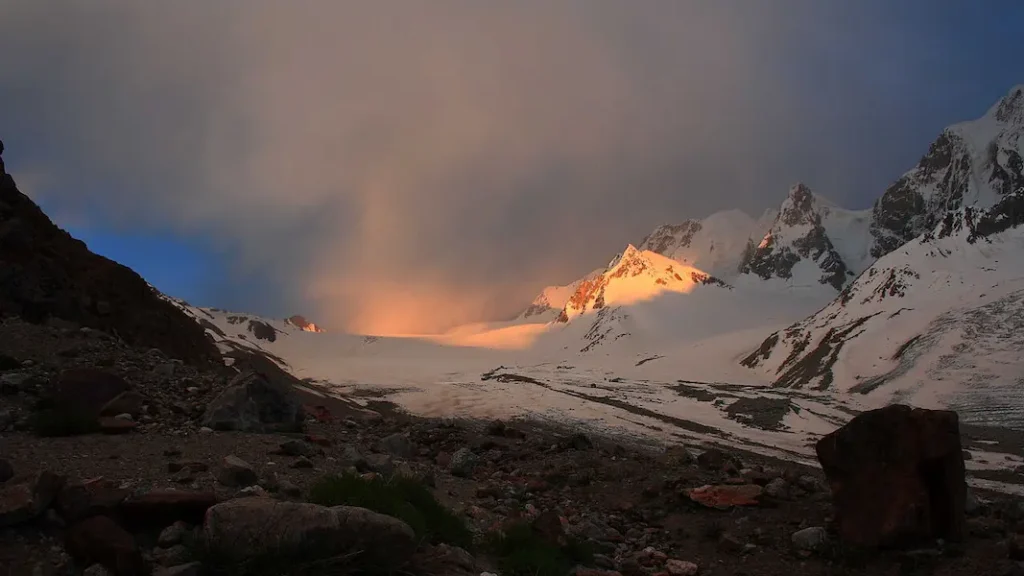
[0,140,219,367]
[522,85,1024,341]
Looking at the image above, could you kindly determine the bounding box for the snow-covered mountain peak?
[990,85,1024,126]
[556,246,730,324]
[740,183,867,291]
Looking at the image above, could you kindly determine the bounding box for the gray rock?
[289,456,314,469]
[153,563,202,576]
[365,454,395,476]
[763,477,790,500]
[796,475,826,493]
[277,440,318,458]
[791,526,829,552]
[153,544,191,567]
[201,371,302,433]
[158,522,190,547]
[339,445,368,471]
[203,499,416,568]
[216,456,258,487]
[450,448,477,478]
[378,433,416,458]
[153,363,177,378]
[82,565,112,576]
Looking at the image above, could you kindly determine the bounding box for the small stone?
[83,565,113,576]
[290,456,314,469]
[450,448,478,478]
[365,453,395,476]
[379,433,416,458]
[665,559,699,576]
[153,544,191,566]
[216,456,257,487]
[792,526,828,552]
[199,427,212,433]
[114,413,134,422]
[276,440,317,458]
[763,477,790,500]
[158,522,190,547]
[171,469,194,484]
[154,563,203,576]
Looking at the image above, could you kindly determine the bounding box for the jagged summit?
[869,85,1024,259]
[555,246,729,324]
[739,184,867,291]
[990,84,1024,125]
[286,314,326,333]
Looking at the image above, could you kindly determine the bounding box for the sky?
[1,1,1022,334]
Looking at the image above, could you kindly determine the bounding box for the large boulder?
[52,368,131,417]
[815,404,966,548]
[203,498,416,569]
[201,371,303,433]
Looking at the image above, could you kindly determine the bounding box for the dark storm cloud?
[1,1,1020,332]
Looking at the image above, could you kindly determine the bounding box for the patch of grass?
[30,407,100,437]
[308,472,472,549]
[483,521,593,576]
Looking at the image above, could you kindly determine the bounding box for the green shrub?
[30,407,100,437]
[483,521,593,576]
[308,472,473,549]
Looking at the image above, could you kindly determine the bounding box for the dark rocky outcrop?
[0,142,219,366]
[815,404,966,548]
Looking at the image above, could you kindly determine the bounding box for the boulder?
[216,456,258,488]
[55,476,131,523]
[203,498,416,569]
[0,470,65,527]
[118,490,219,530]
[815,404,966,548]
[201,371,302,433]
[65,515,145,576]
[51,368,130,417]
[688,484,762,509]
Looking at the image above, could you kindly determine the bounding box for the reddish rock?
[65,515,145,576]
[118,490,219,529]
[305,434,331,447]
[0,470,65,527]
[688,484,762,509]
[815,404,966,548]
[55,476,130,523]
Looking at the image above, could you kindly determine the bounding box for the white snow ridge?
[165,85,1024,494]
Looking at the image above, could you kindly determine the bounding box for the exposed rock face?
[0,144,218,366]
[815,404,966,548]
[869,85,1024,259]
[201,370,303,433]
[739,184,852,291]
